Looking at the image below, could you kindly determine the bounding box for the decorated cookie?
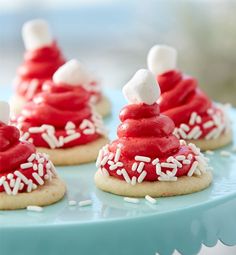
[11,19,65,114]
[13,61,109,166]
[0,101,65,210]
[52,59,111,117]
[147,45,232,150]
[94,69,212,197]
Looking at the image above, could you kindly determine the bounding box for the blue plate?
[1,89,236,255]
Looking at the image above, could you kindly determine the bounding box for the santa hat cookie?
[147,45,232,151]
[53,59,111,117]
[0,101,65,210]
[94,69,212,197]
[13,60,109,166]
[11,19,65,114]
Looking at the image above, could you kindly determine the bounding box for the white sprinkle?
[109,162,123,171]
[7,173,14,180]
[206,150,214,155]
[101,155,109,166]
[175,155,186,161]
[145,195,157,204]
[124,197,139,204]
[20,162,33,169]
[101,168,109,177]
[137,162,145,173]
[187,154,193,160]
[180,139,186,146]
[0,177,6,186]
[114,147,121,162]
[189,112,197,125]
[42,133,56,149]
[205,128,218,140]
[33,164,38,171]
[42,124,55,132]
[196,116,202,124]
[187,126,200,139]
[193,130,202,139]
[14,171,29,184]
[178,128,187,139]
[65,121,76,130]
[180,124,190,132]
[96,149,104,168]
[28,126,44,133]
[132,162,138,171]
[121,169,131,183]
[160,162,176,169]
[203,120,214,129]
[171,158,182,168]
[32,173,44,185]
[38,163,44,176]
[27,180,33,192]
[137,170,147,183]
[27,153,36,162]
[188,143,200,155]
[27,205,43,212]
[134,156,151,163]
[21,132,30,141]
[12,178,21,195]
[10,179,15,187]
[3,181,12,195]
[187,161,199,176]
[63,133,81,144]
[83,128,95,135]
[38,157,45,164]
[66,129,76,135]
[79,200,92,207]
[207,108,214,115]
[152,158,159,165]
[68,200,77,206]
[182,159,191,165]
[47,132,60,148]
[131,176,137,185]
[220,151,231,157]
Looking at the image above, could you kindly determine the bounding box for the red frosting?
[99,103,199,182]
[14,42,65,100]
[0,122,51,193]
[157,70,227,139]
[15,81,103,149]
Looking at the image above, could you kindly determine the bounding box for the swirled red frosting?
[14,42,65,100]
[14,81,105,149]
[97,103,208,183]
[157,70,229,139]
[0,122,54,194]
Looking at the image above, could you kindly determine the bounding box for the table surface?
[1,88,236,255]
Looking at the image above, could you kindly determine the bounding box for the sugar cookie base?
[0,177,66,210]
[11,94,111,117]
[95,95,111,117]
[37,137,109,166]
[94,170,212,197]
[188,130,232,151]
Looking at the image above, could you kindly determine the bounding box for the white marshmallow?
[147,45,177,75]
[53,59,91,86]
[22,19,53,51]
[122,69,160,105]
[0,101,10,124]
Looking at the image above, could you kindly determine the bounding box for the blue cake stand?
[1,89,236,255]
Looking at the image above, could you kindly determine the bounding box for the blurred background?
[0,0,236,254]
[0,0,236,105]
